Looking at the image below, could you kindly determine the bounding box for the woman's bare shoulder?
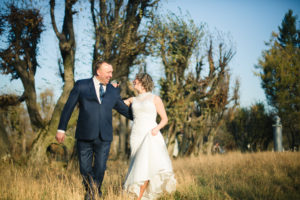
[153,95,162,103]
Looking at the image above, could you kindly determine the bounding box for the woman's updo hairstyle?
[135,73,154,92]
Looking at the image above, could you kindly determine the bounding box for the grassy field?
[0,152,299,200]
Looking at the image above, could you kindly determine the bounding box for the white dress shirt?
[93,75,106,103]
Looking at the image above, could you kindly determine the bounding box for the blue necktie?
[100,83,105,102]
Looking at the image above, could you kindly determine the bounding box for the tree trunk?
[19,70,45,131]
[28,80,75,164]
[205,120,222,155]
[0,114,10,159]
[22,132,26,157]
[28,0,77,164]
[117,77,131,159]
[166,123,176,155]
[194,134,204,155]
[206,134,214,155]
[118,115,127,159]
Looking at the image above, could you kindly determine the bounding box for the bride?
[122,73,176,200]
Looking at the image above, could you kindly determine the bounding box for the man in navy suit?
[56,61,132,199]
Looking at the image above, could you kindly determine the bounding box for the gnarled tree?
[28,0,78,163]
[0,5,44,130]
[152,13,239,156]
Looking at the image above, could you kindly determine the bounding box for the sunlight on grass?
[0,152,299,200]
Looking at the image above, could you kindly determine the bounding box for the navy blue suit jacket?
[58,78,133,141]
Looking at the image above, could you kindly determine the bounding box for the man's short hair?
[93,61,109,76]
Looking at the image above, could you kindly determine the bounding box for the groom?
[56,61,133,199]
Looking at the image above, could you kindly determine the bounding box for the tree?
[256,10,300,150]
[278,9,300,48]
[226,103,274,152]
[0,107,11,160]
[152,12,238,156]
[152,13,199,155]
[90,0,159,77]
[0,103,33,161]
[0,5,45,131]
[28,0,78,163]
[90,0,160,158]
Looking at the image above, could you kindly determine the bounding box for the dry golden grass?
[159,152,300,200]
[0,152,299,200]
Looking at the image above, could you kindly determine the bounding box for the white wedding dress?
[123,92,176,199]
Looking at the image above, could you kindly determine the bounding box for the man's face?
[97,63,113,85]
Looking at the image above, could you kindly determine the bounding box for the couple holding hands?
[56,61,176,200]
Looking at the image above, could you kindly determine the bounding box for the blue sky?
[161,0,300,107]
[0,0,300,107]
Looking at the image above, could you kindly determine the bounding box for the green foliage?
[152,12,238,156]
[226,103,274,151]
[152,12,203,154]
[278,9,300,48]
[258,41,300,114]
[256,9,300,149]
[0,5,43,79]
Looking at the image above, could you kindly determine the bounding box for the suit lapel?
[105,84,111,95]
[101,84,112,103]
[88,78,100,103]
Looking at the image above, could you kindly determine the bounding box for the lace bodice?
[132,92,157,122]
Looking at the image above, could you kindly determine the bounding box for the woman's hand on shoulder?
[111,80,120,88]
[124,97,133,106]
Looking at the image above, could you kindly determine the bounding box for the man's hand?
[56,132,65,143]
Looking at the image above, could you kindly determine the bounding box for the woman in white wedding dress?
[122,73,176,200]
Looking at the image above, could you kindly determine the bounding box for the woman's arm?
[152,95,168,136]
